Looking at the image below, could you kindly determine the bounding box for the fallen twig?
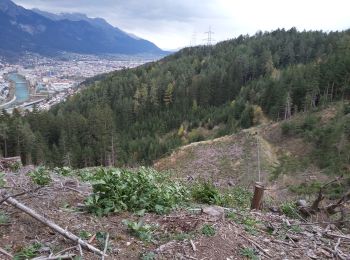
[239,233,272,258]
[54,246,77,256]
[190,239,197,252]
[0,187,41,205]
[325,232,350,241]
[89,233,97,243]
[0,247,13,259]
[78,244,83,257]
[101,232,109,260]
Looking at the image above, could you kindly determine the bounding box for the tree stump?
[251,182,265,210]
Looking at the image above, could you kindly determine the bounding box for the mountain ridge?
[0,0,166,56]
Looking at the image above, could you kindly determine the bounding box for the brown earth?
[1,167,349,259]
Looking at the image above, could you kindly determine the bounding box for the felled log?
[1,195,107,257]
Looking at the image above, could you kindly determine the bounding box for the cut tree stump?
[251,182,265,210]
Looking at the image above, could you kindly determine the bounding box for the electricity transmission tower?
[204,26,215,45]
[190,32,197,47]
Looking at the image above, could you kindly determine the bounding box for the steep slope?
[0,0,164,56]
[155,104,350,201]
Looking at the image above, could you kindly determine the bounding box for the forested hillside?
[1,28,350,168]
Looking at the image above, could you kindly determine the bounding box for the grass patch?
[240,247,259,260]
[14,243,41,260]
[201,224,216,237]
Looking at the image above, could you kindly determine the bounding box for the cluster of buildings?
[0,52,157,110]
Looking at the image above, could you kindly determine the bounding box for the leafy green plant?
[221,186,253,209]
[201,224,215,237]
[0,212,9,224]
[85,167,189,216]
[14,243,41,260]
[123,219,154,242]
[240,247,259,260]
[53,166,72,176]
[79,230,92,240]
[191,182,222,205]
[281,201,299,219]
[29,166,52,186]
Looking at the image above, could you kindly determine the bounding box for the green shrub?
[85,167,189,216]
[301,114,319,131]
[281,201,299,219]
[191,182,222,205]
[53,166,72,176]
[281,121,299,136]
[29,166,52,186]
[188,129,205,143]
[221,186,252,209]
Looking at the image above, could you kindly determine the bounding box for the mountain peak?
[0,0,17,12]
[0,1,165,56]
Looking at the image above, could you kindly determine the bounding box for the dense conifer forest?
[1,28,350,168]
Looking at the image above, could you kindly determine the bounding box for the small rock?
[126,242,131,246]
[296,199,307,207]
[39,247,51,254]
[202,206,225,217]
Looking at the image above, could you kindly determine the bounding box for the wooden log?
[251,182,264,210]
[2,196,107,257]
[0,247,13,259]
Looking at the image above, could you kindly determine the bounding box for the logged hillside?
[155,103,350,200]
[0,29,350,168]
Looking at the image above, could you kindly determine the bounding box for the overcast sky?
[13,0,350,50]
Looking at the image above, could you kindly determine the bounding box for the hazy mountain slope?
[0,0,165,56]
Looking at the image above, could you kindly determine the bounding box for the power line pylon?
[204,26,214,45]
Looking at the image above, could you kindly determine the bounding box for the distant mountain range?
[0,0,166,57]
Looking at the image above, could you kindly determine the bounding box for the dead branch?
[190,239,197,252]
[325,232,350,241]
[325,192,350,215]
[1,195,107,257]
[310,176,342,211]
[0,247,13,259]
[101,233,109,260]
[239,233,272,258]
[0,187,41,205]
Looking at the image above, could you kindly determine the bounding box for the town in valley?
[0,53,157,112]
